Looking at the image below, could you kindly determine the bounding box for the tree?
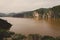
[56,36,60,40]
[12,34,26,40]
[28,34,41,40]
[41,36,55,40]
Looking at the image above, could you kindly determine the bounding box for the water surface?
[0,17,60,37]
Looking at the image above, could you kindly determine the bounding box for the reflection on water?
[0,17,60,37]
[46,18,60,29]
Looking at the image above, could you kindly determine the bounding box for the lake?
[0,17,60,37]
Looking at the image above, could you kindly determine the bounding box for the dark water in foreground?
[0,17,60,37]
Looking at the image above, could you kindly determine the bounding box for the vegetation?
[2,33,60,40]
[0,19,13,40]
[41,36,55,40]
[12,34,26,40]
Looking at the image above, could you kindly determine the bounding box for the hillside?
[0,5,60,18]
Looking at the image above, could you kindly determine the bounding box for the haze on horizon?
[0,0,60,13]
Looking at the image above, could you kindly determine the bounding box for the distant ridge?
[0,5,60,18]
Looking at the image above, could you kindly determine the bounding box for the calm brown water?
[0,17,60,37]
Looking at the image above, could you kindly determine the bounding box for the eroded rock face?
[0,19,12,30]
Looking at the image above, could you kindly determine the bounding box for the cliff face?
[0,5,60,18]
[33,5,60,18]
[12,5,60,18]
[52,5,60,18]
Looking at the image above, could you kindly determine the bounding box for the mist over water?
[0,17,60,37]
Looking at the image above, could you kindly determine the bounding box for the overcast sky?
[0,0,60,13]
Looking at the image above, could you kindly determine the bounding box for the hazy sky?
[0,0,60,13]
